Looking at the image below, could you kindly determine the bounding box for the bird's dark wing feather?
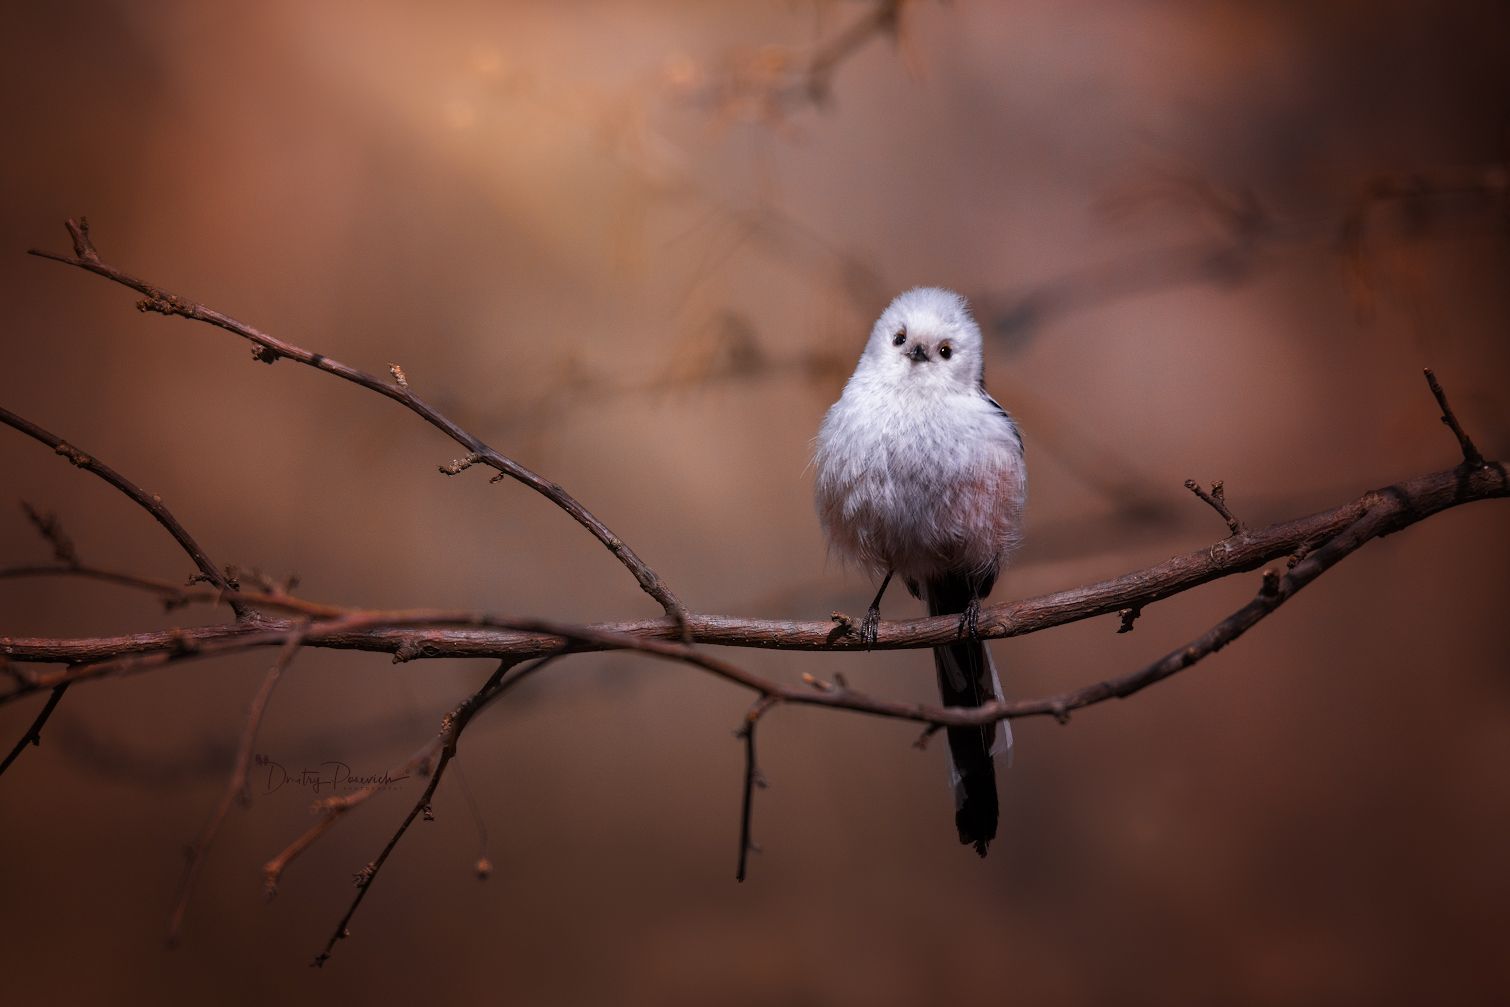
[980,387,1024,457]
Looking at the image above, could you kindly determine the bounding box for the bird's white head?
[859,287,985,391]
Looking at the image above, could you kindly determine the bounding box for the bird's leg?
[858,570,893,649]
[957,591,982,640]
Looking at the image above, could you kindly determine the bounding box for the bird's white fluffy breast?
[814,374,1025,581]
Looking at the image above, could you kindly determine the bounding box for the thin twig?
[262,738,440,898]
[0,406,241,603]
[1423,367,1485,469]
[735,696,777,883]
[166,627,308,947]
[1183,479,1244,535]
[29,220,688,629]
[0,682,70,776]
[312,653,561,965]
[0,562,340,616]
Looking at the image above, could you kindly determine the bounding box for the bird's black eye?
[892,329,906,347]
[938,343,953,360]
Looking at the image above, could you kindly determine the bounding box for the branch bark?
[5,462,1502,676]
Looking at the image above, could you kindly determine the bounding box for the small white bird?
[814,287,1026,856]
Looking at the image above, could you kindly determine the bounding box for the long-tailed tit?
[814,287,1026,856]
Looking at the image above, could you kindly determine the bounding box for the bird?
[813,287,1026,856]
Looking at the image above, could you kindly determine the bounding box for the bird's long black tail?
[925,574,1011,857]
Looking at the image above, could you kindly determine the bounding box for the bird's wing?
[980,388,1024,457]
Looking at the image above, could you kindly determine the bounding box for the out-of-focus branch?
[1341,165,1510,317]
[259,734,437,898]
[668,0,916,123]
[983,162,1510,342]
[19,502,78,566]
[310,653,560,967]
[27,219,688,630]
[166,628,308,947]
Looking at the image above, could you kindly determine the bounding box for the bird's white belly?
[815,394,1025,581]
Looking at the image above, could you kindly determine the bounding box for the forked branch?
[28,219,688,629]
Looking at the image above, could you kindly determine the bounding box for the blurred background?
[2,1,1508,1003]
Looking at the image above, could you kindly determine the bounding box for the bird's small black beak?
[907,344,929,363]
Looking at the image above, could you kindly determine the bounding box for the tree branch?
[2,456,1501,743]
[0,405,239,600]
[5,462,1502,679]
[28,219,688,629]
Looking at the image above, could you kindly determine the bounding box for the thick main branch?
[4,463,1502,674]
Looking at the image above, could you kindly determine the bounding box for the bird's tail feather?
[927,575,1010,857]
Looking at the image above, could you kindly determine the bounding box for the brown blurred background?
[3,1,1508,1003]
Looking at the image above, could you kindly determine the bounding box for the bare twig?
[29,220,688,629]
[1183,479,1244,536]
[312,653,561,965]
[0,682,70,776]
[261,737,438,898]
[735,696,777,883]
[0,405,239,600]
[0,562,340,617]
[166,627,308,947]
[1423,367,1486,469]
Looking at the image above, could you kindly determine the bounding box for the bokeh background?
[3,1,1508,1003]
